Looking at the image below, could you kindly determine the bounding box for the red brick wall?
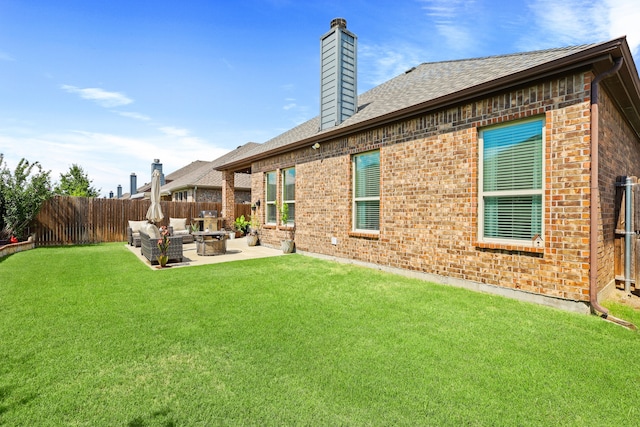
[597,83,640,291]
[250,71,640,302]
[194,188,250,204]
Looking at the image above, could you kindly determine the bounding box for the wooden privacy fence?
[29,196,252,246]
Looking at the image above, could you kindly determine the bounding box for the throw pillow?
[170,217,187,231]
[147,224,161,239]
[128,220,148,233]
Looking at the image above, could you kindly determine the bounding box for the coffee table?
[192,231,228,256]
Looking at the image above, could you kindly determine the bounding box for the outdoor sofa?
[139,224,183,265]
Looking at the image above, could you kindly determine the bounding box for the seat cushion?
[170,217,187,231]
[128,220,148,233]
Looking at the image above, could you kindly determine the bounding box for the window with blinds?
[353,150,380,232]
[282,167,295,225]
[480,118,543,244]
[265,171,277,224]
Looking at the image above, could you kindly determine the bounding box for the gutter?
[589,57,636,329]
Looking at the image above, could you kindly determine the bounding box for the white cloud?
[414,0,639,64]
[283,103,297,110]
[61,85,133,108]
[420,0,463,19]
[418,0,479,53]
[606,0,640,57]
[359,42,425,87]
[158,126,190,137]
[115,111,151,121]
[522,0,639,57]
[0,129,227,197]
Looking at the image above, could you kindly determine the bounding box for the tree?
[54,164,100,197]
[0,154,5,239]
[0,156,52,240]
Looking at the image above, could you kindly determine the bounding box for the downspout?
[589,57,636,329]
[624,176,633,295]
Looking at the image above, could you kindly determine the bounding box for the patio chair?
[127,220,149,247]
[168,217,194,244]
[139,224,183,264]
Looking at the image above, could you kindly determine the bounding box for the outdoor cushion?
[128,220,148,233]
[146,224,161,239]
[169,217,187,231]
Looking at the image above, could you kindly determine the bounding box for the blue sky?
[1,0,639,196]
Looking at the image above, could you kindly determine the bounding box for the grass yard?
[1,243,639,426]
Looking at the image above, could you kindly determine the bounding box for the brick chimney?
[130,173,137,195]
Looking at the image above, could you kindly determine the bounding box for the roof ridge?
[413,43,600,68]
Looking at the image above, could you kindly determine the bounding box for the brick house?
[161,143,258,204]
[217,19,640,315]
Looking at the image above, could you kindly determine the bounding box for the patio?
[126,236,284,269]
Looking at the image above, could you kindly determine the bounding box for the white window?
[282,167,295,225]
[353,150,380,232]
[479,118,544,246]
[265,171,277,224]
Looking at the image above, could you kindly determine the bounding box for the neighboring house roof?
[217,37,640,170]
[165,160,212,183]
[159,143,259,194]
[211,142,261,167]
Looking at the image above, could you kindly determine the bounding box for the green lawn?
[1,243,639,426]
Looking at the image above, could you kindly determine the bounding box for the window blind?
[354,151,380,231]
[266,171,277,224]
[282,168,295,224]
[483,120,542,192]
[482,119,543,242]
[355,152,380,198]
[282,168,295,201]
[484,196,542,239]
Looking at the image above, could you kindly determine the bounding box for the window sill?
[348,231,380,240]
[474,241,544,254]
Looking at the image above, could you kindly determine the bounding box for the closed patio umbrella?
[146,169,164,223]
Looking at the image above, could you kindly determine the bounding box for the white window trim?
[352,150,380,234]
[478,118,545,247]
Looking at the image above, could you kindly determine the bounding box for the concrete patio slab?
[125,236,284,269]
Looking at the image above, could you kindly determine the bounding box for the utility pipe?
[589,57,627,318]
[624,176,633,295]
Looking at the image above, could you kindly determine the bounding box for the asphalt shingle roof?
[218,42,608,167]
[160,143,259,193]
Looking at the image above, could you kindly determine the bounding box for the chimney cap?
[330,18,347,29]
